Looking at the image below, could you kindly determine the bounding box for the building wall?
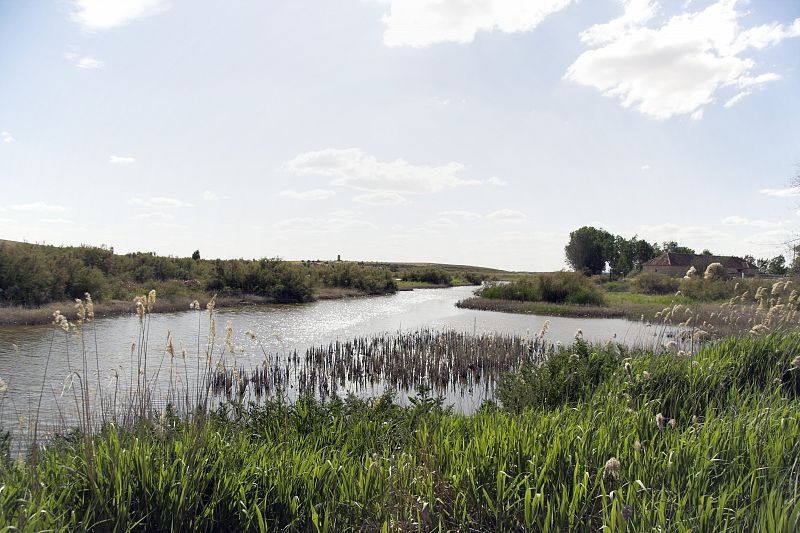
[643,265,761,278]
[642,265,687,277]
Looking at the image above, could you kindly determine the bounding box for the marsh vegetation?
[1,291,799,530]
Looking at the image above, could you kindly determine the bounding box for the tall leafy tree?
[565,226,614,275]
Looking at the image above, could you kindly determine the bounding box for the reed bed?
[209,331,547,402]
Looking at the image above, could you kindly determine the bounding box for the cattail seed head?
[603,457,620,480]
[656,413,665,431]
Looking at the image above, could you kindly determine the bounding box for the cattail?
[166,331,175,358]
[84,293,94,319]
[656,413,665,431]
[207,295,217,314]
[668,418,677,429]
[134,295,146,321]
[147,289,157,312]
[538,320,550,339]
[52,310,70,332]
[224,321,234,353]
[624,362,632,376]
[74,298,86,324]
[603,457,620,480]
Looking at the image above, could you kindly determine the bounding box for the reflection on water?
[0,286,667,432]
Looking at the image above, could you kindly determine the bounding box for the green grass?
[3,334,800,531]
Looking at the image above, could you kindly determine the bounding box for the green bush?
[400,267,453,285]
[631,272,680,295]
[480,272,604,305]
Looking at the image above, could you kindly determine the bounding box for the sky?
[0,0,799,271]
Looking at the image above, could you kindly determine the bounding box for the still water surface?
[0,286,664,432]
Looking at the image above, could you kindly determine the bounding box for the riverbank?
[4,334,799,530]
[455,295,752,332]
[0,288,378,326]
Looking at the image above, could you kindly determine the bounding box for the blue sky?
[0,0,799,270]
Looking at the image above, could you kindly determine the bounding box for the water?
[0,286,665,438]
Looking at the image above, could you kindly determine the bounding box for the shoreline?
[455,296,753,333]
[0,287,381,327]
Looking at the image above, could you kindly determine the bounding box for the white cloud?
[10,202,67,213]
[2,131,14,143]
[487,176,508,186]
[202,190,229,201]
[440,210,483,220]
[131,212,174,222]
[40,218,76,225]
[486,208,528,222]
[279,189,337,201]
[565,0,800,119]
[353,191,408,205]
[76,56,104,69]
[381,0,574,47]
[286,148,481,194]
[437,209,528,222]
[721,215,782,228]
[760,187,800,197]
[425,217,458,230]
[109,155,135,164]
[723,90,750,108]
[641,164,652,171]
[0,218,17,225]
[70,0,170,30]
[635,223,730,246]
[129,197,194,208]
[273,215,377,233]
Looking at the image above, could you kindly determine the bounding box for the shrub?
[401,267,453,285]
[480,272,604,305]
[631,272,680,295]
[679,277,733,301]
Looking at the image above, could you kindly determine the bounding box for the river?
[0,286,665,441]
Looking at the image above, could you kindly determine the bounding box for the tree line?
[564,226,797,277]
[0,240,397,306]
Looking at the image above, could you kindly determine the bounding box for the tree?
[192,250,201,261]
[661,241,696,254]
[768,255,787,275]
[565,226,614,275]
[701,249,713,256]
